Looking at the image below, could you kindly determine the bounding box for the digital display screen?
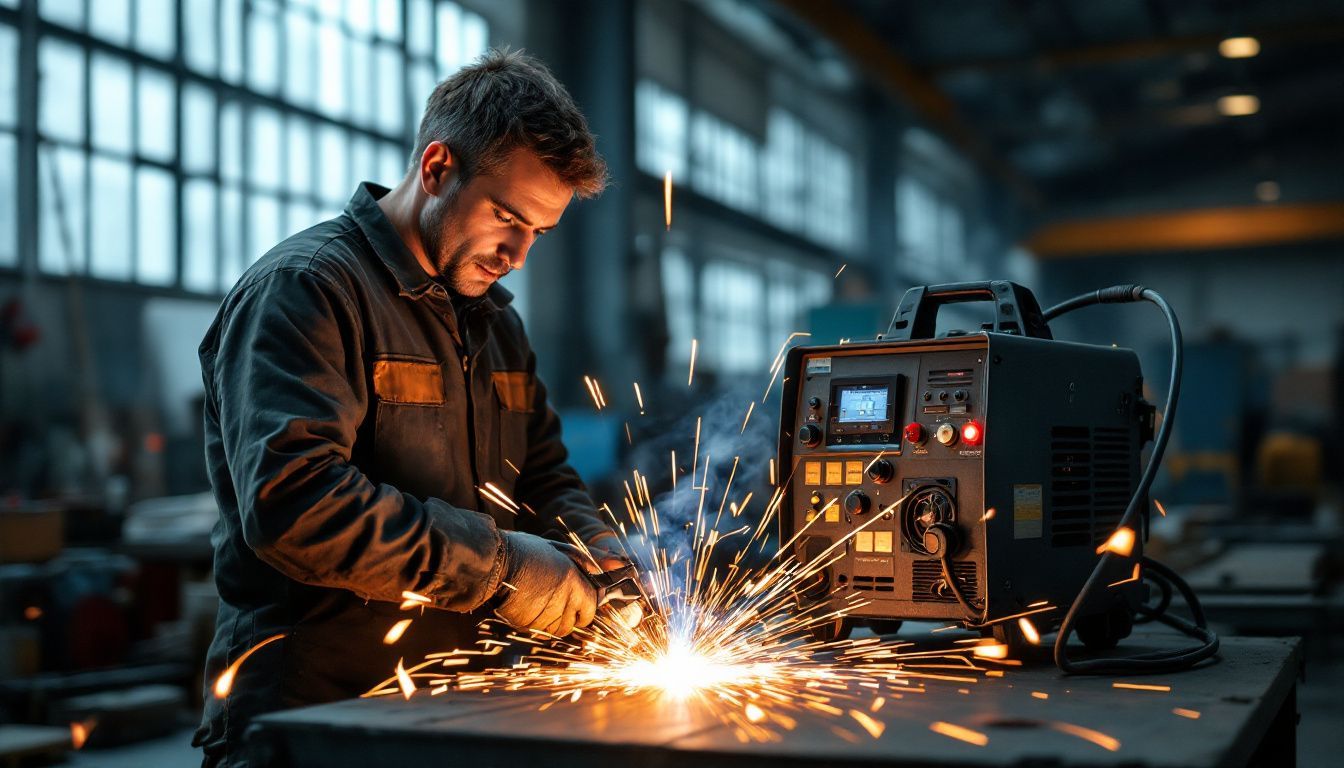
[836,385,890,423]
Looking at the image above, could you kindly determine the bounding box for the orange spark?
[870,697,885,712]
[1173,707,1201,719]
[1018,617,1041,645]
[478,483,521,514]
[400,591,432,610]
[740,401,755,433]
[849,709,885,738]
[745,703,766,723]
[664,171,673,229]
[1096,527,1135,556]
[930,721,989,746]
[972,643,1009,659]
[583,375,607,410]
[1109,563,1142,587]
[1113,682,1171,692]
[1049,722,1121,751]
[1154,498,1167,517]
[633,382,645,414]
[834,263,847,279]
[980,507,996,522]
[69,719,96,749]
[214,633,286,698]
[384,619,413,645]
[396,658,416,699]
[1032,691,1049,700]
[23,606,42,620]
[688,339,698,387]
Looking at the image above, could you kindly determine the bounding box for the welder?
[193,50,636,767]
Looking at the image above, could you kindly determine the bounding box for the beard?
[418,186,510,298]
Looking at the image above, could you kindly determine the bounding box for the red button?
[961,421,983,446]
[903,422,925,444]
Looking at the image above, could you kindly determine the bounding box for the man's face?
[420,149,573,297]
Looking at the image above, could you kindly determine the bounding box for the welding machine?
[778,281,1218,673]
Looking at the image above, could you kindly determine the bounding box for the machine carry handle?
[887,280,1052,341]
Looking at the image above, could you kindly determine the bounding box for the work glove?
[494,530,598,637]
[546,539,646,631]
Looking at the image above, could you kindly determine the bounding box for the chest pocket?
[371,357,451,499]
[492,371,533,493]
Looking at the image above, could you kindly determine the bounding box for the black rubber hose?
[1047,287,1219,674]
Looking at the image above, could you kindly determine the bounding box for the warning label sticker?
[1013,484,1043,539]
[806,357,832,374]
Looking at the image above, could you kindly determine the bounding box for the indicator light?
[961,421,983,446]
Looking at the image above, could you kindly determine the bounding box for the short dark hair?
[411,48,608,198]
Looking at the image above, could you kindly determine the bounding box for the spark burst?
[360,426,1019,743]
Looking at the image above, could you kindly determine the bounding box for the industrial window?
[896,129,969,279]
[896,177,965,279]
[664,250,830,377]
[661,246,695,365]
[762,109,856,251]
[17,0,487,294]
[700,259,766,373]
[635,79,688,182]
[0,21,16,267]
[636,79,859,254]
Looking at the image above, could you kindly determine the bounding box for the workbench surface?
[247,631,1301,767]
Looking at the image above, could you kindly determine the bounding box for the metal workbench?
[246,632,1302,767]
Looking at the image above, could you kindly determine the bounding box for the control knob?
[866,458,894,484]
[799,424,823,447]
[844,489,871,516]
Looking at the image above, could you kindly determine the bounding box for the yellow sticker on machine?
[1013,483,1043,539]
[825,462,843,486]
[844,461,864,485]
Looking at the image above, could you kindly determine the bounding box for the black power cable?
[1041,285,1219,674]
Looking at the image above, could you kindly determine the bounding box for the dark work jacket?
[193,183,612,766]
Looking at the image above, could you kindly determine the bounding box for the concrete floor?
[66,638,1344,767]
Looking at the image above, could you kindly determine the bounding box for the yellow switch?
[825,462,843,486]
[804,461,821,485]
[845,460,864,485]
[855,531,874,552]
[874,531,893,553]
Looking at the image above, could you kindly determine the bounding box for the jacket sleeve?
[513,350,619,551]
[205,267,506,610]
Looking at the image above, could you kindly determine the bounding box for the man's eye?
[493,209,513,225]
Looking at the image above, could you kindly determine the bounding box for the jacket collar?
[346,182,514,311]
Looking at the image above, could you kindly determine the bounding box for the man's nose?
[500,233,533,270]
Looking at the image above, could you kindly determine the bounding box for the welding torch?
[586,562,662,630]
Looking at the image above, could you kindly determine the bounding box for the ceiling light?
[1219,36,1260,59]
[1217,94,1259,116]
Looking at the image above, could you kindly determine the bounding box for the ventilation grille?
[927,368,974,387]
[1049,426,1135,547]
[911,560,978,603]
[852,576,895,593]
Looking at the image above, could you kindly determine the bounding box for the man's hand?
[547,540,645,630]
[494,531,597,637]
